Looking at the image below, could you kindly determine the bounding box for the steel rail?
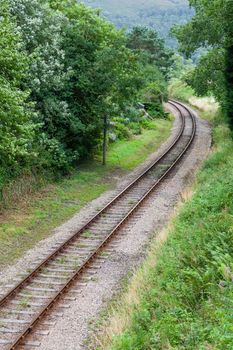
[0,101,185,309]
[3,100,196,349]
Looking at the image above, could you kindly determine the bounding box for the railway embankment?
[35,102,211,349]
[0,118,172,269]
[94,99,233,350]
[0,102,211,349]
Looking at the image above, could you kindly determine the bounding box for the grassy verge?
[99,119,170,170]
[0,119,172,269]
[94,101,233,349]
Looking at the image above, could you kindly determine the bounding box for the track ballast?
[0,100,196,349]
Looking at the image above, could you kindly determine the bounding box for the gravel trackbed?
[0,104,211,350]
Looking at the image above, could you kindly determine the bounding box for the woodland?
[1,0,232,200]
[0,0,173,197]
[0,1,232,348]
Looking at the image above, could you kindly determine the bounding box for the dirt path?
[0,105,211,350]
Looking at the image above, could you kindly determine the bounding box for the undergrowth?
[98,104,233,349]
[168,78,195,102]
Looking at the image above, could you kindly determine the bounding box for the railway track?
[0,100,196,349]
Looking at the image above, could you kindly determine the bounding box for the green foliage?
[110,108,153,142]
[169,53,195,80]
[186,49,226,102]
[126,26,172,116]
[109,110,233,349]
[10,0,78,168]
[110,118,132,140]
[168,78,195,102]
[225,44,233,128]
[127,26,173,77]
[0,0,169,201]
[57,3,141,157]
[173,0,233,127]
[141,82,167,117]
[6,0,144,171]
[0,0,36,178]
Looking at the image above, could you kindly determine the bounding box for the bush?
[141,82,168,118]
[0,2,36,172]
[128,122,142,135]
[168,78,195,102]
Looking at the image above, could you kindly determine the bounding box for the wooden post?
[102,115,107,166]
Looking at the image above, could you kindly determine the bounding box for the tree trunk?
[102,115,107,166]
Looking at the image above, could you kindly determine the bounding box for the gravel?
[0,105,211,350]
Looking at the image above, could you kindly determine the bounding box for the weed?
[74,262,80,269]
[100,252,108,257]
[18,294,31,309]
[57,257,66,265]
[83,231,92,239]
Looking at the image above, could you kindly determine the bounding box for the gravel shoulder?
[0,105,211,350]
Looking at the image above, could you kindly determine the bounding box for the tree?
[50,1,142,159]
[127,26,174,78]
[0,0,35,178]
[173,0,233,127]
[126,26,173,113]
[10,0,73,169]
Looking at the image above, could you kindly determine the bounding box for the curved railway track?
[0,100,196,349]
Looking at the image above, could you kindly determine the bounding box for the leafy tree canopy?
[0,0,36,174]
[50,1,142,158]
[173,0,233,126]
[0,0,171,190]
[127,26,174,78]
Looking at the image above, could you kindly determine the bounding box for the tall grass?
[0,170,55,211]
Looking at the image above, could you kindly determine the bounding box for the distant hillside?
[81,0,193,47]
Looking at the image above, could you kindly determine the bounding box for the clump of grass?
[83,231,93,238]
[18,295,31,309]
[57,257,66,265]
[100,252,108,257]
[128,199,135,205]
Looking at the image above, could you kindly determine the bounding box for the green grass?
[99,120,171,170]
[104,107,233,349]
[0,118,172,269]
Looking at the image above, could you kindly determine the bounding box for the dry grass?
[93,188,194,350]
[189,96,219,114]
[0,168,56,214]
